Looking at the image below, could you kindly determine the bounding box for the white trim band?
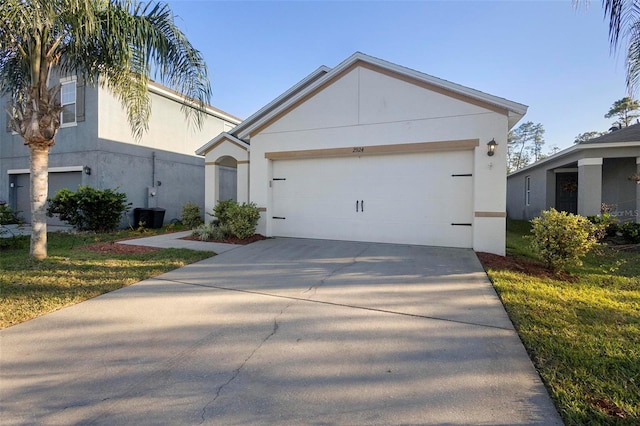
[577,158,603,167]
[8,166,84,174]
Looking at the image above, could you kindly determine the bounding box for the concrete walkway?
[118,230,239,253]
[0,238,563,425]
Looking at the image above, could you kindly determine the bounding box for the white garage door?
[270,150,474,247]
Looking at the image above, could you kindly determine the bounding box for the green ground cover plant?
[482,220,640,424]
[0,229,212,329]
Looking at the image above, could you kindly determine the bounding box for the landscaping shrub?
[208,200,260,239]
[47,186,131,232]
[619,222,640,244]
[192,222,231,241]
[226,202,260,239]
[0,203,21,225]
[529,209,601,272]
[180,202,203,229]
[587,212,618,240]
[211,199,236,226]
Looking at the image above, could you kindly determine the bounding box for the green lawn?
[0,228,213,329]
[484,220,640,425]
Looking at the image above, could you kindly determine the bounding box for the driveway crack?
[199,304,290,423]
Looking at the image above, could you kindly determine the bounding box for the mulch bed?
[476,252,576,282]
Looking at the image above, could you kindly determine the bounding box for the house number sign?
[352,147,365,153]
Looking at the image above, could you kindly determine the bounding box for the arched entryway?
[216,155,238,202]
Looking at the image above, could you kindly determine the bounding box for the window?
[60,80,76,126]
[525,176,531,206]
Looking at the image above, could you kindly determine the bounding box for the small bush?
[619,222,640,244]
[181,202,204,229]
[529,209,600,272]
[587,212,618,240]
[212,199,236,226]
[0,204,21,225]
[210,200,261,239]
[192,222,231,241]
[47,186,131,232]
[226,202,260,239]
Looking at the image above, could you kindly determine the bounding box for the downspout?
[152,151,156,187]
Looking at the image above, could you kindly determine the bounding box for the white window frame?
[525,176,531,206]
[59,77,77,128]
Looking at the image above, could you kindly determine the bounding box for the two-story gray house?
[507,125,640,223]
[1,73,241,226]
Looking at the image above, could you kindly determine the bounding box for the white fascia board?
[147,82,242,125]
[234,66,331,140]
[507,140,640,177]
[239,52,528,139]
[8,166,84,174]
[195,132,249,156]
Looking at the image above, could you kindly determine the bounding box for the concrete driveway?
[0,238,562,425]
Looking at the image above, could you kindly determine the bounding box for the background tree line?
[508,96,640,173]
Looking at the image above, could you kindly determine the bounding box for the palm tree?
[599,0,640,93]
[0,0,211,259]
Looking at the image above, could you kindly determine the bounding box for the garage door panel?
[271,151,474,248]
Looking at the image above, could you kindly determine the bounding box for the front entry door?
[555,172,578,214]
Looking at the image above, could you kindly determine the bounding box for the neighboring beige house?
[1,74,241,226]
[507,125,640,223]
[197,52,528,255]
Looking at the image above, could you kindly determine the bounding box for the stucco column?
[237,161,249,204]
[577,158,603,217]
[204,162,217,220]
[636,157,640,223]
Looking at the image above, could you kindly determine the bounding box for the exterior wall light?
[487,139,497,156]
[83,166,91,175]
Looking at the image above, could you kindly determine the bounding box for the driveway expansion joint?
[157,277,513,331]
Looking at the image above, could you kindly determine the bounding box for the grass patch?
[484,220,640,424]
[0,229,213,329]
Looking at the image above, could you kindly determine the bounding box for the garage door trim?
[265,139,479,160]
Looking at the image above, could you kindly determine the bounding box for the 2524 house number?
[353,147,365,153]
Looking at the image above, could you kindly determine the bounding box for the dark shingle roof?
[581,123,640,144]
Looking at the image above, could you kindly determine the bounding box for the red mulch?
[476,252,576,282]
[78,241,161,255]
[181,234,266,245]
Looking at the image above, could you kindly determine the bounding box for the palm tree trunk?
[29,144,49,260]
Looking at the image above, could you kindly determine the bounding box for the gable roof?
[580,123,640,144]
[195,132,249,156]
[235,52,528,140]
[196,65,330,155]
[197,52,528,155]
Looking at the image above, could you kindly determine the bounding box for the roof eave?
[195,132,249,156]
[233,66,331,140]
[507,140,640,176]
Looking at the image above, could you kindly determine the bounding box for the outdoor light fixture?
[83,166,91,175]
[487,139,497,157]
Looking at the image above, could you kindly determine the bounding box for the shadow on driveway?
[0,238,562,425]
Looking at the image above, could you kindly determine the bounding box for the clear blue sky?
[166,0,627,151]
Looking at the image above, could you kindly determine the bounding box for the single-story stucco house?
[507,124,640,223]
[197,52,528,256]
